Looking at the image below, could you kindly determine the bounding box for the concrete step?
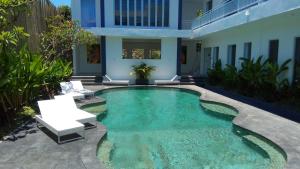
[71,75,103,85]
[179,75,207,86]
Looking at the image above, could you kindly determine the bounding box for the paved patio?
[1,85,300,169]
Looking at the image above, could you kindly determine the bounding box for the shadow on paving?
[200,85,300,123]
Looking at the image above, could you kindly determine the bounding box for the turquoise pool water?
[95,88,282,169]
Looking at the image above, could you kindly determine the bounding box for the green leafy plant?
[260,59,291,101]
[40,15,96,61]
[196,9,204,17]
[223,65,239,89]
[0,1,74,127]
[131,63,156,80]
[57,5,71,21]
[238,56,268,96]
[207,59,224,85]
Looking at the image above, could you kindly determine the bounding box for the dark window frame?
[114,0,121,25]
[294,37,300,84]
[244,42,252,59]
[269,39,279,63]
[227,44,236,66]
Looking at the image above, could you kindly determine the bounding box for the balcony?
[192,0,268,29]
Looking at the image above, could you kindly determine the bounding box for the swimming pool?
[92,87,285,169]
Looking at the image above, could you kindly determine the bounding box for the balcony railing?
[192,0,268,29]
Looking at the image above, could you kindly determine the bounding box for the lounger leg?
[36,120,43,129]
[58,136,61,144]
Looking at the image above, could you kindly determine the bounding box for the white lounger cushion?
[37,100,84,136]
[103,75,129,85]
[60,82,85,99]
[35,115,84,136]
[54,95,97,124]
[155,75,180,84]
[70,81,94,96]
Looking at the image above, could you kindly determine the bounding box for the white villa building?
[71,0,300,84]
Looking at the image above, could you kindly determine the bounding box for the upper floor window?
[115,0,121,25]
[81,0,96,27]
[114,0,169,27]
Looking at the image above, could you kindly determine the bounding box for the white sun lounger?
[154,75,180,85]
[54,95,97,129]
[70,81,95,97]
[103,75,129,85]
[36,100,85,144]
[60,82,85,100]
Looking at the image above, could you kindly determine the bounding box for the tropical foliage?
[131,63,156,80]
[207,57,292,101]
[0,0,73,128]
[207,60,224,85]
[40,15,96,61]
[57,5,71,21]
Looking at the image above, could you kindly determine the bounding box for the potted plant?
[131,63,156,85]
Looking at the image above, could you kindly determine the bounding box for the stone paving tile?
[1,85,300,169]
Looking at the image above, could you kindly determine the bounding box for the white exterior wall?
[106,37,177,80]
[201,13,300,82]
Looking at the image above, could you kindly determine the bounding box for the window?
[150,0,156,26]
[115,0,121,25]
[206,0,213,12]
[164,0,169,27]
[136,0,142,26]
[157,0,163,27]
[114,0,169,27]
[87,44,101,64]
[181,46,187,64]
[269,40,279,63]
[143,0,149,26]
[122,39,161,59]
[122,0,128,25]
[244,42,252,59]
[212,47,219,67]
[227,45,236,66]
[129,0,135,26]
[81,0,96,27]
[294,37,300,84]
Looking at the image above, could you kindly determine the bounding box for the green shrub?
[0,46,72,126]
[238,56,267,96]
[0,1,73,127]
[18,106,36,118]
[207,56,292,102]
[223,65,239,89]
[207,59,224,85]
[131,63,156,80]
[260,59,291,101]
